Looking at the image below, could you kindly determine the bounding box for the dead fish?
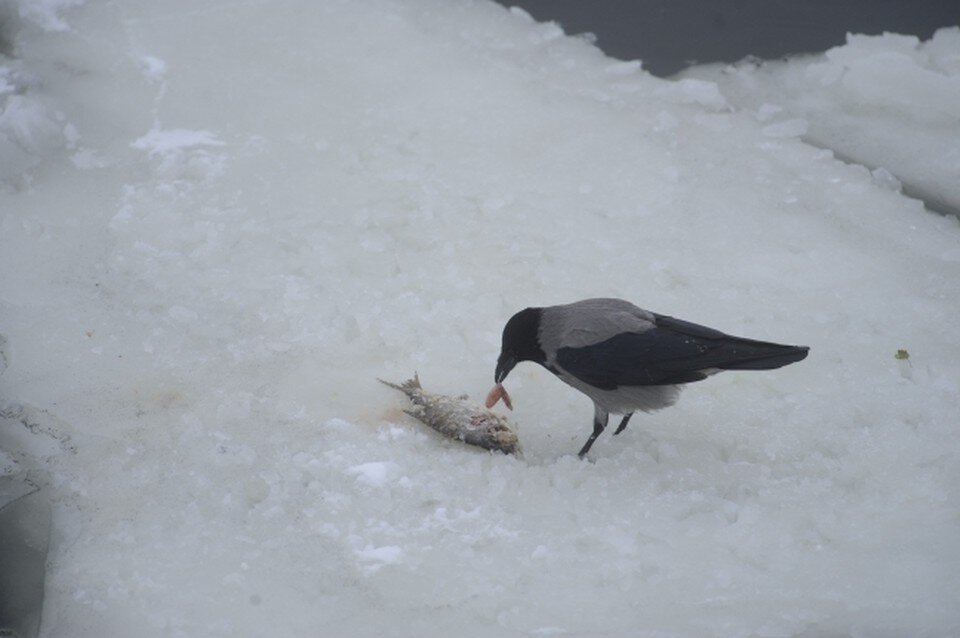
[379,374,520,455]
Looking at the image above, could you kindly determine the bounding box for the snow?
[1,1,958,637]
[680,28,960,216]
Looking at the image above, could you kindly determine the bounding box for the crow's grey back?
[538,298,656,354]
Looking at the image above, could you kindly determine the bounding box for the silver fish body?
[379,375,520,455]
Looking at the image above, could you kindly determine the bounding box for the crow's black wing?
[555,314,808,389]
[556,330,712,389]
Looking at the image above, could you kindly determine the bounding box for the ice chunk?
[347,461,397,487]
[0,95,68,183]
[131,128,225,155]
[139,56,168,80]
[356,544,403,573]
[762,118,808,138]
[18,0,83,32]
[871,166,902,192]
[655,78,728,110]
[605,60,642,76]
[925,27,960,75]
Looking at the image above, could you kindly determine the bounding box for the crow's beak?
[495,352,517,384]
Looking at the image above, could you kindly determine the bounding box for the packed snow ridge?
[681,27,960,216]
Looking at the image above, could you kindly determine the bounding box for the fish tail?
[378,373,423,395]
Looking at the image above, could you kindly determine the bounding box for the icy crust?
[0,1,958,637]
[680,28,960,215]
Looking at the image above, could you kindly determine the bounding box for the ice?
[680,28,960,216]
[139,56,167,80]
[16,0,83,33]
[356,544,403,569]
[871,166,903,192]
[1,1,959,637]
[0,94,69,185]
[130,128,225,155]
[604,60,642,76]
[347,461,398,488]
[654,77,729,110]
[761,117,808,138]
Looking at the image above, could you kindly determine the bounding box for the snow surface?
[680,29,960,217]
[1,1,959,636]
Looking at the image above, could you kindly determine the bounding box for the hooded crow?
[491,298,809,458]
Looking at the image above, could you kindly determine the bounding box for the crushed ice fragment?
[871,167,902,192]
[356,545,403,569]
[347,461,397,487]
[131,128,225,155]
[655,78,728,110]
[762,118,808,138]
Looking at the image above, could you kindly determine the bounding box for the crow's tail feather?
[715,341,809,371]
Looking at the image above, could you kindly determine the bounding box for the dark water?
[493,0,958,76]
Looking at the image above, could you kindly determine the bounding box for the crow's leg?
[578,405,609,458]
[613,412,633,436]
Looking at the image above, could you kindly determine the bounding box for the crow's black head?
[495,307,546,383]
